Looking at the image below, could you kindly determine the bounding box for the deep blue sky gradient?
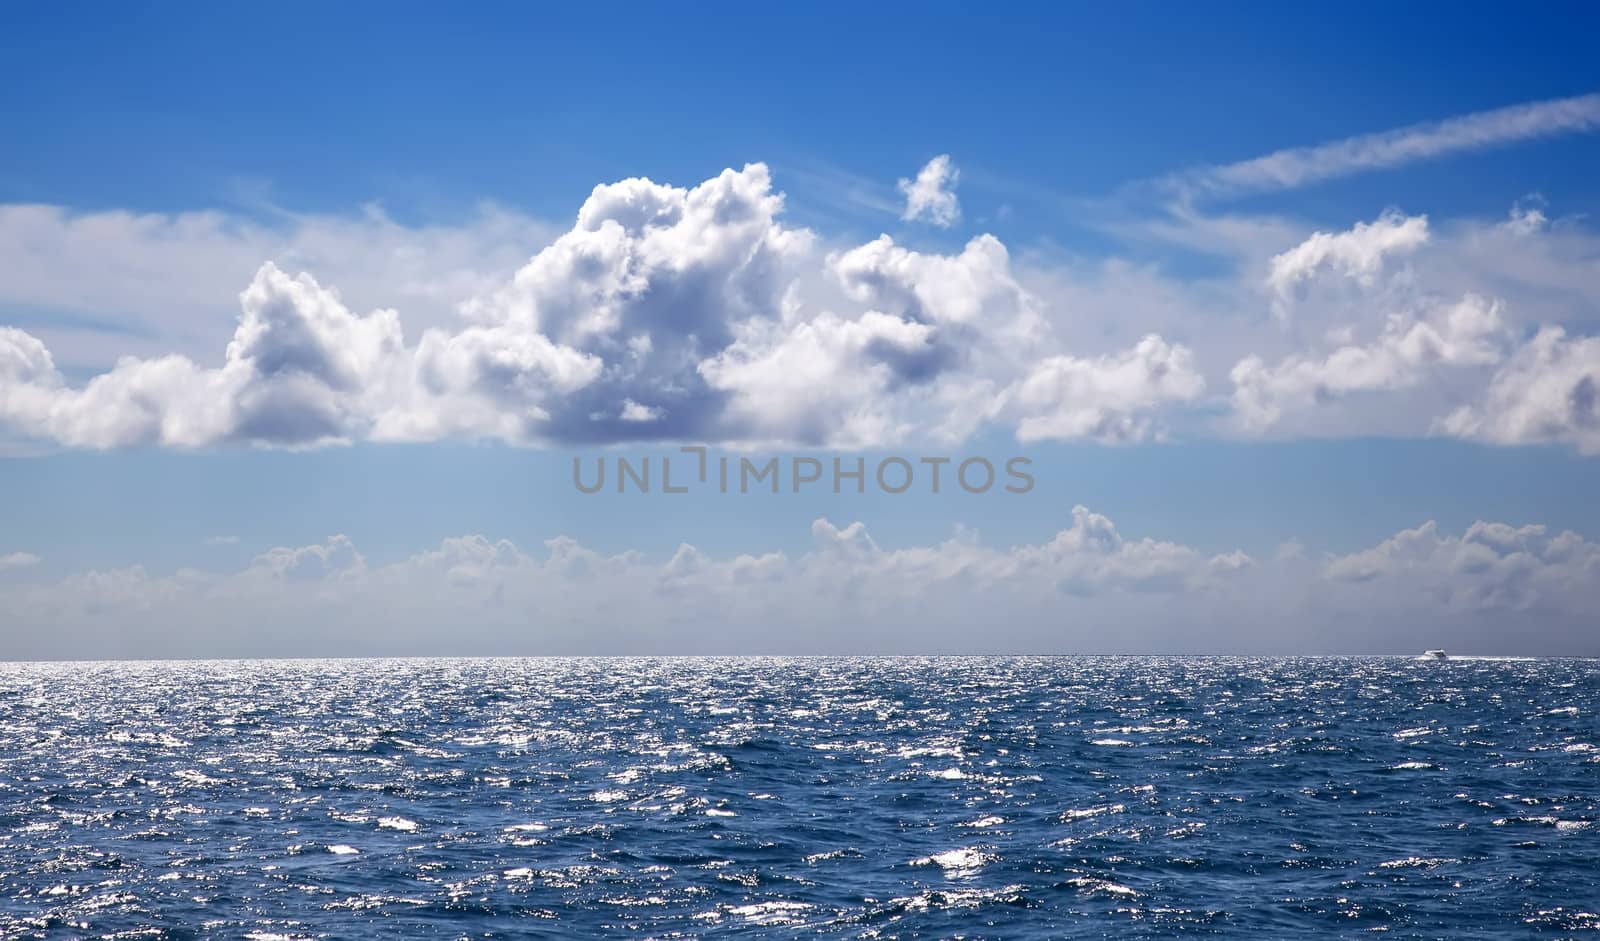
[6,2,1600,230]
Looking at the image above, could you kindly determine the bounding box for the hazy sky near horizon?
[2,3,1599,657]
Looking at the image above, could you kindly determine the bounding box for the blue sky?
[9,4,1600,226]
[2,5,1599,657]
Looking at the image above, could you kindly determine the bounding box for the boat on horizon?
[1421,649,1449,660]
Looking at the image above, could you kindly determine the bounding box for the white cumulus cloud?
[3,164,1211,450]
[1440,325,1600,453]
[1266,211,1430,313]
[897,155,961,227]
[1231,294,1506,432]
[4,158,1600,454]
[1008,335,1206,443]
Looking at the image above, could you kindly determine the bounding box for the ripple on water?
[0,655,1594,938]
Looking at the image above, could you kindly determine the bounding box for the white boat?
[1421,649,1448,660]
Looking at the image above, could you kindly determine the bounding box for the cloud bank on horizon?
[1,92,1598,455]
[3,508,1595,659]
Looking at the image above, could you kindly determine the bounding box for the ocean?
[0,656,1595,938]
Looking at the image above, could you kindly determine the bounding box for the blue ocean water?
[0,657,1595,939]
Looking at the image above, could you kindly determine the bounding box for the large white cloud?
[0,201,553,368]
[699,232,1059,446]
[0,165,1203,450]
[1226,208,1600,442]
[1,264,417,447]
[1230,293,1506,432]
[3,162,1600,453]
[699,311,945,447]
[3,511,1596,659]
[1440,326,1600,453]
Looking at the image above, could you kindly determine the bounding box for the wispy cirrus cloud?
[1173,91,1600,199]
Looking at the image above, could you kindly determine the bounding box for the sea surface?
[0,656,1596,939]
